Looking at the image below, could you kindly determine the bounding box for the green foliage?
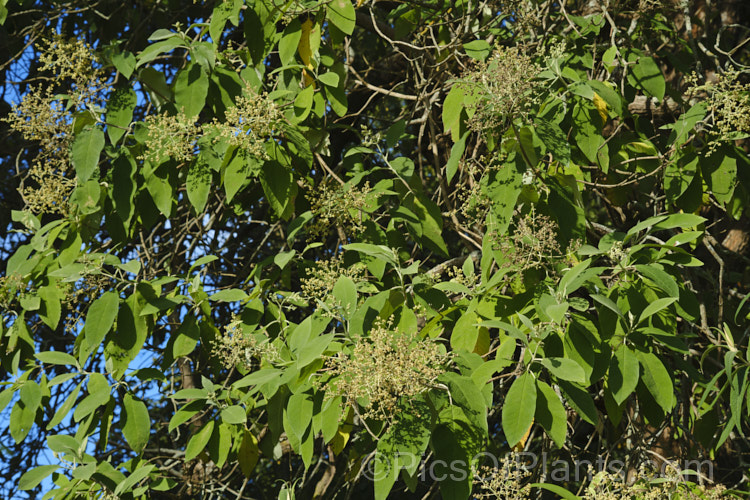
[0,0,749,498]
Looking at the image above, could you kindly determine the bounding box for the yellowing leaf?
[329,406,354,455]
[592,92,608,123]
[512,419,534,452]
[298,19,316,88]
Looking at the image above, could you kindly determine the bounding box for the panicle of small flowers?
[207,85,283,159]
[461,46,541,133]
[686,70,750,153]
[473,454,532,499]
[212,316,280,370]
[321,319,449,421]
[306,181,372,240]
[37,34,103,98]
[139,110,201,165]
[300,254,367,308]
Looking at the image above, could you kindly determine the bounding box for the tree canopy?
[1,0,750,498]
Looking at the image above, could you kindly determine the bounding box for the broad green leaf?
[608,346,639,405]
[209,289,248,302]
[122,393,151,454]
[326,0,356,35]
[71,126,105,182]
[19,465,59,491]
[451,310,480,352]
[635,264,679,298]
[536,119,571,166]
[74,373,111,422]
[279,19,302,65]
[664,153,699,203]
[48,382,83,429]
[114,465,155,496]
[541,357,586,384]
[638,297,676,323]
[502,373,537,447]
[442,84,465,137]
[636,351,674,412]
[441,372,488,433]
[463,39,491,60]
[535,380,567,448]
[260,161,294,218]
[286,392,313,441]
[446,131,468,183]
[187,160,212,213]
[174,63,209,118]
[221,405,247,424]
[35,351,78,366]
[333,276,357,315]
[627,51,665,100]
[531,483,582,499]
[293,85,314,123]
[185,421,215,461]
[106,86,137,143]
[85,291,119,350]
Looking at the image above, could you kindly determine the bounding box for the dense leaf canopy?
[1,0,750,498]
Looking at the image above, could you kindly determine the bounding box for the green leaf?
[174,63,209,118]
[327,0,356,35]
[536,119,571,166]
[185,421,215,461]
[293,85,314,123]
[73,373,111,422]
[627,52,665,100]
[122,393,151,454]
[535,380,567,448]
[502,373,537,447]
[442,84,465,136]
[451,310,479,352]
[638,297,676,323]
[541,357,586,384]
[35,351,78,366]
[703,149,737,204]
[333,276,357,315]
[110,49,136,79]
[85,291,119,350]
[531,483,582,499]
[260,161,295,218]
[48,382,82,429]
[279,19,302,65]
[107,86,137,143]
[221,405,247,424]
[664,152,699,203]
[19,465,60,490]
[635,264,679,298]
[463,39,491,60]
[71,126,105,182]
[446,131,468,183]
[187,160,212,213]
[114,465,155,496]
[608,346,639,405]
[636,351,674,412]
[286,392,313,441]
[441,372,488,434]
[209,289,248,302]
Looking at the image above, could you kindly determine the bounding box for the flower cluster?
[322,320,448,421]
[687,70,750,153]
[3,35,105,215]
[461,46,541,133]
[474,455,532,499]
[213,316,280,370]
[207,86,283,159]
[492,207,563,274]
[306,181,372,240]
[300,254,367,308]
[140,111,201,165]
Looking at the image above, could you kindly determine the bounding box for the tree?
[0,0,749,498]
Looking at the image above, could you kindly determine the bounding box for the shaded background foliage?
[0,0,749,498]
